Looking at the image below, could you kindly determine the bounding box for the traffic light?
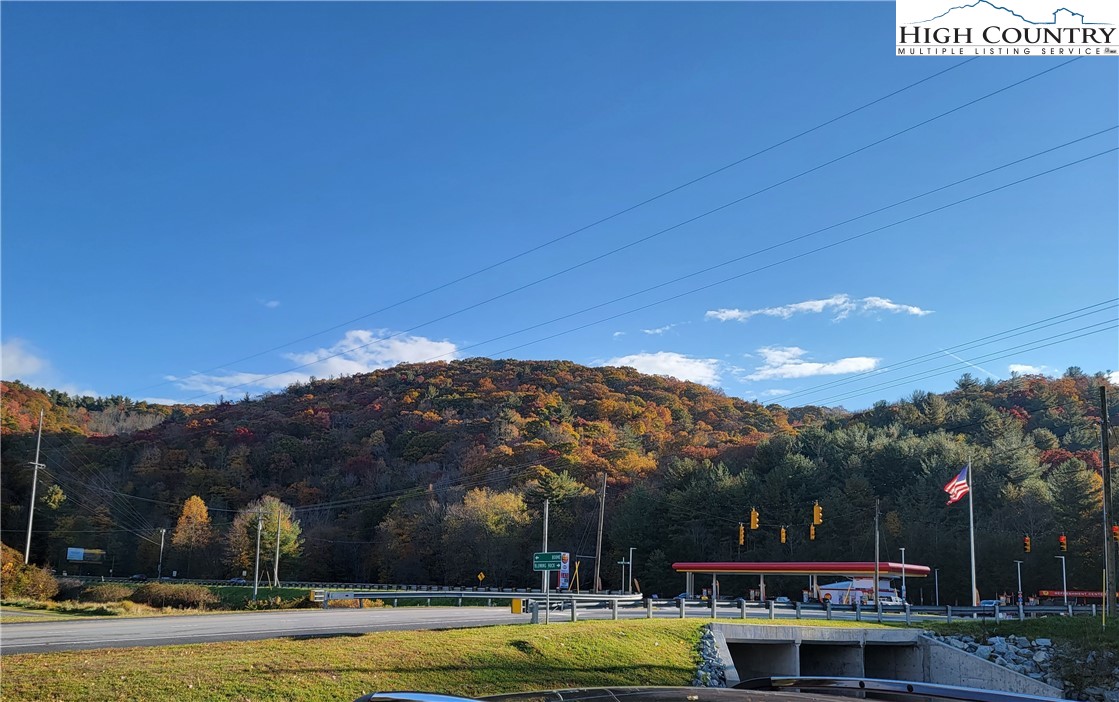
[738,523,745,546]
[780,527,787,544]
[1058,534,1067,552]
[1023,535,1031,553]
[750,508,759,530]
[810,524,816,541]
[812,502,823,526]
[1112,525,1119,543]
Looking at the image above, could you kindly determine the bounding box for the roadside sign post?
[534,551,563,624]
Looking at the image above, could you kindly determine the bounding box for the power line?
[754,299,1118,405]
[798,323,1118,408]
[173,60,1083,402]
[473,148,1117,362]
[138,59,979,397]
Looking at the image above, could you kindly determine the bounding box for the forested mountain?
[1,360,1114,604]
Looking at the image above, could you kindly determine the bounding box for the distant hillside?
[1,361,1114,599]
[0,381,199,436]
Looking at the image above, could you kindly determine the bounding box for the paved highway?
[1,607,532,654]
[0,603,926,655]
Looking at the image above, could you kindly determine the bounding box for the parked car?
[129,574,148,582]
[228,577,248,585]
[772,596,792,604]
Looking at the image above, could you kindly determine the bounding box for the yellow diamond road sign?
[477,572,485,582]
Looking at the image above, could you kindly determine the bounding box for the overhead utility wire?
[797,323,1118,408]
[407,129,1115,361]
[474,148,1116,362]
[143,59,978,396]
[756,299,1118,405]
[183,63,1091,403]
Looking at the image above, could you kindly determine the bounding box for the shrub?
[0,543,59,600]
[129,582,218,609]
[54,578,85,601]
[83,583,132,603]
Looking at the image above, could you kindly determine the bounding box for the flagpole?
[968,458,978,606]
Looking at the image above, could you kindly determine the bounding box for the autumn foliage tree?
[227,496,302,585]
[171,495,213,577]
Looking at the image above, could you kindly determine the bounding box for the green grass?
[920,615,1119,653]
[1,619,704,702]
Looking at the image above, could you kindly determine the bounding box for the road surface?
[0,604,923,655]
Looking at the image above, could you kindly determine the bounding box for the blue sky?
[2,2,1116,409]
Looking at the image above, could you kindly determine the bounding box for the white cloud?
[1,339,47,379]
[761,388,791,397]
[642,324,675,335]
[602,351,721,386]
[168,329,459,396]
[612,331,626,338]
[706,294,931,323]
[263,300,280,309]
[743,346,880,381]
[862,297,932,316]
[1009,364,1049,375]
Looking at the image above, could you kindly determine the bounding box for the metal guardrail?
[738,676,1065,702]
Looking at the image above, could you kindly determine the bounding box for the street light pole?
[1055,556,1068,606]
[934,568,940,607]
[628,547,635,594]
[1014,560,1023,605]
[899,547,907,603]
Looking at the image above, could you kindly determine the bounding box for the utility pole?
[273,506,282,588]
[934,568,940,607]
[542,498,549,624]
[253,510,262,599]
[157,528,166,581]
[1100,386,1115,619]
[23,409,45,565]
[628,547,636,594]
[873,498,880,605]
[899,547,907,603]
[1055,556,1067,606]
[593,472,606,594]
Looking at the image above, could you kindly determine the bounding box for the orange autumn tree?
[171,495,213,577]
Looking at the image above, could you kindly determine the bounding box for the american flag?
[943,466,970,506]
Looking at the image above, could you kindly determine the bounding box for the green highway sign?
[533,551,564,571]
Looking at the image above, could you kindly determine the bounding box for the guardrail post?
[1067,604,1073,616]
[795,602,801,620]
[994,603,1000,620]
[876,602,883,624]
[321,590,328,609]
[487,598,492,607]
[904,604,911,626]
[571,601,578,622]
[855,600,862,622]
[679,599,686,619]
[711,599,717,619]
[457,596,463,607]
[426,598,431,607]
[1092,604,1097,616]
[739,600,746,620]
[1018,604,1024,620]
[611,599,619,621]
[647,599,653,619]
[768,601,775,620]
[946,605,952,624]
[826,602,832,620]
[530,600,539,624]
[391,598,397,607]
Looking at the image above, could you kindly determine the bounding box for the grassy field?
[1,619,705,702]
